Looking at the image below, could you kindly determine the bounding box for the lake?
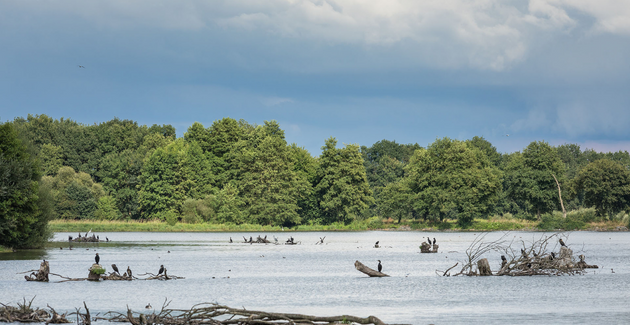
[1,231,629,324]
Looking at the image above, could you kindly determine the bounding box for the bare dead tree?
[552,173,567,219]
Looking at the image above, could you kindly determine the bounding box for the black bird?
[427,238,431,245]
[127,266,132,278]
[375,241,379,246]
[78,233,81,238]
[249,236,253,243]
[521,248,527,257]
[377,260,382,272]
[433,238,436,245]
[112,264,120,274]
[559,239,566,247]
[106,237,109,242]
[533,251,538,257]
[501,255,507,262]
[550,252,556,260]
[158,265,164,276]
[229,237,233,243]
[68,235,73,241]
[95,253,100,264]
[97,235,99,240]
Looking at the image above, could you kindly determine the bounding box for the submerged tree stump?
[25,260,50,282]
[477,258,492,276]
[576,255,598,269]
[88,264,105,281]
[420,243,439,253]
[354,261,390,277]
[556,246,574,269]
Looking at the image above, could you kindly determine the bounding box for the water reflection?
[1,231,629,324]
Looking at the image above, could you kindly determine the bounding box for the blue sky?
[1,1,629,156]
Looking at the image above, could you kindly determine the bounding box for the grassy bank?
[0,246,13,253]
[48,215,628,233]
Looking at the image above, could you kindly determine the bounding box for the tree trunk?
[477,258,492,276]
[552,173,566,219]
[88,264,103,281]
[25,260,49,282]
[354,261,389,277]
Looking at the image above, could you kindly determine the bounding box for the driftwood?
[99,300,392,325]
[451,232,598,276]
[24,260,49,282]
[0,298,70,323]
[420,243,439,253]
[354,261,390,277]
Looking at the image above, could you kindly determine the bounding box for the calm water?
[1,231,629,324]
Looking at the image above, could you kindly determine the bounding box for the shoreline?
[48,219,629,233]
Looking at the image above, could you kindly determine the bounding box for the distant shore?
[49,218,628,233]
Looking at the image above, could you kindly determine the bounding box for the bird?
[377,260,382,273]
[550,252,556,260]
[78,65,85,68]
[97,235,99,240]
[95,253,100,264]
[106,237,109,242]
[505,134,510,137]
[521,248,527,257]
[559,239,566,247]
[111,264,120,274]
[433,238,436,245]
[229,237,233,243]
[427,238,431,245]
[127,266,132,278]
[145,303,152,309]
[158,265,164,276]
[501,255,507,262]
[375,241,379,247]
[68,235,73,241]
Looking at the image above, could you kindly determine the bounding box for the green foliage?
[91,266,106,275]
[571,159,630,219]
[377,180,413,223]
[466,136,502,167]
[504,141,565,218]
[0,122,51,249]
[315,137,375,224]
[405,137,502,227]
[48,166,105,220]
[93,196,121,220]
[537,211,587,231]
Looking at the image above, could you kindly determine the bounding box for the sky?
[1,0,630,156]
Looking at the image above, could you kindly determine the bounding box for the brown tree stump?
[556,246,574,268]
[354,261,390,277]
[25,260,49,282]
[477,258,492,276]
[432,244,439,253]
[88,264,104,281]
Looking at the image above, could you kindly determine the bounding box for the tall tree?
[504,141,565,218]
[405,137,502,226]
[0,122,51,248]
[571,159,630,218]
[315,137,375,224]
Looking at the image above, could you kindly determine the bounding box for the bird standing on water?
[377,260,382,272]
[158,265,165,276]
[95,253,100,264]
[112,264,120,274]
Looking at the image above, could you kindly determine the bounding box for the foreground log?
[0,297,66,323]
[355,261,390,277]
[102,301,393,325]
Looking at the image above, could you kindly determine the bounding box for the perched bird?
[112,264,120,274]
[533,252,538,257]
[95,253,100,264]
[375,241,379,246]
[97,235,99,240]
[106,237,109,242]
[229,237,233,243]
[433,238,436,245]
[559,239,566,247]
[501,255,507,262]
[377,260,382,273]
[127,266,132,278]
[521,248,527,257]
[550,252,556,260]
[158,265,164,276]
[145,303,152,309]
[427,238,431,245]
[68,235,73,241]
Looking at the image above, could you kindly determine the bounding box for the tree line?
[2,114,630,247]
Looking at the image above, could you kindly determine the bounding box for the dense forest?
[2,114,630,247]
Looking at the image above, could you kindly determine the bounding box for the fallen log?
[355,261,390,277]
[24,260,49,282]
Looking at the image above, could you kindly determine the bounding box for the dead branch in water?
[0,297,70,323]
[100,300,393,325]
[450,232,598,276]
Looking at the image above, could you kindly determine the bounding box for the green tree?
[466,136,502,167]
[49,166,105,219]
[377,180,413,223]
[0,122,51,248]
[315,137,375,224]
[405,137,502,226]
[93,196,121,220]
[571,159,630,218]
[504,141,565,218]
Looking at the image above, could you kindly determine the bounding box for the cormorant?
[377,260,382,272]
[559,239,566,247]
[95,253,100,264]
[229,237,233,243]
[106,237,109,242]
[433,238,436,245]
[158,265,164,275]
[501,255,507,262]
[145,303,152,309]
[427,238,431,245]
[97,235,99,240]
[112,264,120,274]
[249,236,253,243]
[521,248,527,257]
[127,266,132,278]
[69,236,73,241]
[550,252,556,260]
[375,241,379,246]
